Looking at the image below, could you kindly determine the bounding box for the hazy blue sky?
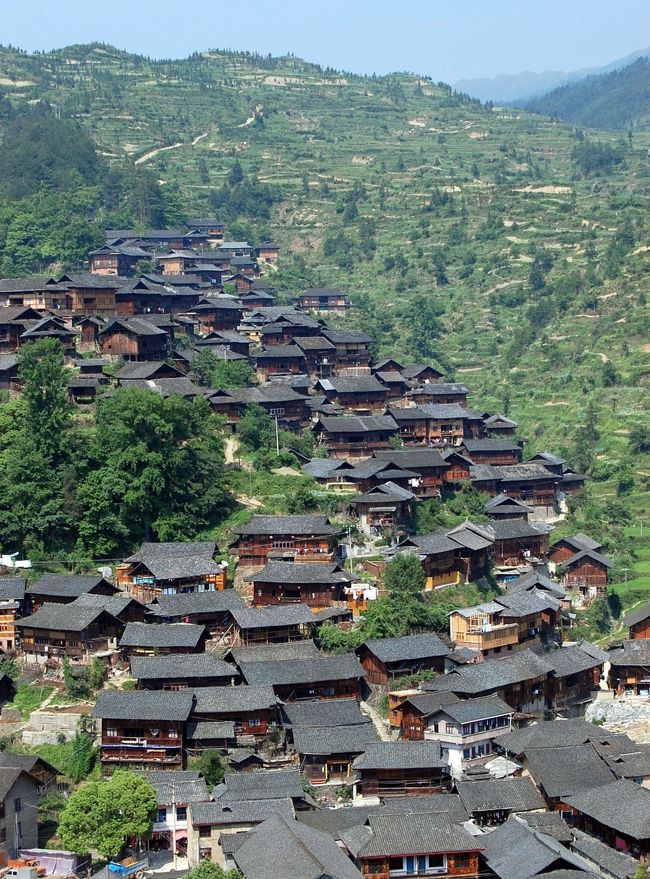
[3,0,649,84]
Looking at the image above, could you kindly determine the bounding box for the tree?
[601,361,618,387]
[18,339,72,460]
[628,424,650,454]
[236,404,275,452]
[383,553,426,599]
[185,862,242,879]
[59,770,157,858]
[76,389,231,555]
[193,751,225,787]
[67,729,96,783]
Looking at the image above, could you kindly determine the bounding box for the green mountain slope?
[0,43,648,589]
[525,57,650,130]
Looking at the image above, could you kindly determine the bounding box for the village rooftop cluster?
[0,221,646,879]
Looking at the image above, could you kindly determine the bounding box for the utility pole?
[171,777,177,870]
[275,415,280,455]
[347,525,353,574]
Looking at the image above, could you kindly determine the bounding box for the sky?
[2,0,650,84]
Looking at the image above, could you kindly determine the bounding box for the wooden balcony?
[454,623,519,651]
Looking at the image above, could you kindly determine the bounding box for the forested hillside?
[0,42,648,593]
[526,57,650,130]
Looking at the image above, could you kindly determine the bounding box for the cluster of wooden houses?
[0,222,646,877]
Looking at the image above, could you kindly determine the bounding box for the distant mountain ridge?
[454,46,650,103]
[525,56,650,130]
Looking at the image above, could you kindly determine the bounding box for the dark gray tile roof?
[565,779,650,840]
[546,645,605,678]
[342,811,481,859]
[322,328,372,344]
[137,770,209,805]
[359,633,450,663]
[374,448,449,468]
[483,519,554,541]
[234,515,337,537]
[564,548,614,570]
[353,740,447,771]
[225,641,321,665]
[234,814,363,879]
[240,653,364,687]
[71,592,146,617]
[251,561,350,585]
[378,793,468,821]
[479,816,591,879]
[189,798,294,826]
[119,623,207,648]
[149,589,244,619]
[116,361,180,380]
[130,653,236,681]
[570,830,638,879]
[318,376,386,394]
[281,699,370,729]
[455,777,545,814]
[464,439,521,452]
[119,622,207,649]
[493,718,611,755]
[0,767,30,801]
[603,744,650,780]
[220,768,304,802]
[16,604,120,633]
[608,638,650,667]
[425,649,553,697]
[318,415,398,434]
[93,689,193,721]
[192,685,277,714]
[495,589,561,617]
[401,691,462,718]
[293,724,379,756]
[0,578,26,601]
[525,743,616,799]
[507,571,565,599]
[231,605,314,630]
[27,574,116,599]
[439,694,513,724]
[123,541,222,580]
[622,601,650,628]
[297,807,375,840]
[185,720,236,741]
[516,811,573,842]
[493,463,558,482]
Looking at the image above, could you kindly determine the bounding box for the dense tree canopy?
[0,341,233,557]
[59,770,157,859]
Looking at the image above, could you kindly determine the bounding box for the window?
[14,798,21,813]
[168,728,179,739]
[199,826,211,839]
[426,854,447,874]
[453,854,471,870]
[156,809,167,823]
[248,718,261,728]
[176,806,187,821]
[365,863,384,876]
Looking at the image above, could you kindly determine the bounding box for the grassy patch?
[9,683,54,720]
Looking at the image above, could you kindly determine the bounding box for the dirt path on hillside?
[224,435,239,465]
[360,700,392,742]
[134,130,209,165]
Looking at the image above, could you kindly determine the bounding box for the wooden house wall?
[358,852,479,879]
[357,766,445,797]
[235,535,335,566]
[274,677,360,702]
[564,559,608,588]
[630,619,650,639]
